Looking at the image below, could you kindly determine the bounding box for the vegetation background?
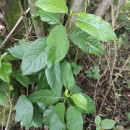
[0,0,130,130]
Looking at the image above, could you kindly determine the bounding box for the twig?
[75,47,79,62]
[5,97,12,130]
[0,8,30,49]
[98,3,117,113]
[1,108,6,130]
[19,0,29,39]
[113,56,130,82]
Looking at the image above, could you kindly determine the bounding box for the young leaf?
[101,119,116,129]
[66,106,83,130]
[43,105,66,130]
[70,28,105,54]
[12,70,30,88]
[29,89,60,105]
[71,62,82,75]
[35,0,68,13]
[78,93,96,114]
[85,66,101,80]
[15,95,33,128]
[47,25,70,63]
[95,115,102,126]
[85,66,100,80]
[45,63,62,93]
[75,13,117,41]
[21,38,47,75]
[8,42,30,59]
[61,60,74,90]
[71,93,88,110]
[0,62,12,83]
[36,9,60,24]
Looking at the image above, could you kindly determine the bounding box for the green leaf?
[82,93,96,114]
[43,105,66,130]
[70,91,96,114]
[96,126,101,130]
[37,103,46,112]
[36,9,60,24]
[75,13,117,41]
[0,93,8,106]
[21,38,47,75]
[54,103,65,123]
[47,25,70,63]
[27,73,39,84]
[0,81,10,95]
[71,93,88,110]
[35,0,68,13]
[37,71,49,89]
[31,107,43,128]
[70,28,105,54]
[71,85,82,94]
[0,52,8,61]
[61,61,74,90]
[12,70,30,88]
[29,89,60,105]
[8,42,30,59]
[43,107,54,126]
[66,106,83,130]
[95,115,102,126]
[71,62,82,75]
[2,54,17,62]
[101,119,116,129]
[0,62,12,83]
[45,63,62,93]
[85,66,101,80]
[15,95,33,128]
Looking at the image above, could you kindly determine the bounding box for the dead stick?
[0,8,30,49]
[98,3,117,113]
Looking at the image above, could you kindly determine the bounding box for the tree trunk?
[0,0,24,38]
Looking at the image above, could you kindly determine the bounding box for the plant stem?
[28,0,45,38]
[66,0,86,32]
[5,97,12,130]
